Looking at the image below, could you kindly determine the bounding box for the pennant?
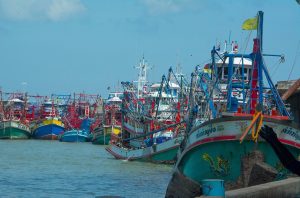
[242,16,258,30]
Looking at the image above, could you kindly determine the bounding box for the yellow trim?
[42,118,64,127]
[103,125,121,135]
[112,127,121,135]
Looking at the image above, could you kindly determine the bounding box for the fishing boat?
[59,129,90,142]
[166,11,300,197]
[32,99,65,140]
[92,92,122,145]
[60,93,101,142]
[0,120,31,139]
[0,92,31,139]
[60,118,92,142]
[106,59,188,164]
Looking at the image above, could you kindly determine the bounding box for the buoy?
[201,179,225,197]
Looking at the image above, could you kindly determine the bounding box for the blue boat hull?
[33,124,65,140]
[60,130,89,142]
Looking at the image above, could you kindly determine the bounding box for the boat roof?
[8,98,24,103]
[107,96,122,102]
[217,57,252,66]
[151,82,180,89]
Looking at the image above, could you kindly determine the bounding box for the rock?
[248,161,278,186]
[239,150,265,187]
[165,170,202,198]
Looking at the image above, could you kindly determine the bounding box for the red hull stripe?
[279,138,300,149]
[187,135,236,151]
[232,113,289,120]
[184,135,300,156]
[39,134,59,140]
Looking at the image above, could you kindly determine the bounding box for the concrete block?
[225,177,300,198]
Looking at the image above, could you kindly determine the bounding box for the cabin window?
[248,69,252,80]
[173,89,177,97]
[218,66,223,79]
[234,67,240,77]
[166,89,171,95]
[223,67,228,79]
[243,68,248,80]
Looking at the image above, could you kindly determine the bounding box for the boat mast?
[249,11,289,117]
[155,74,166,120]
[0,89,3,121]
[175,63,185,120]
[22,92,27,124]
[134,56,150,99]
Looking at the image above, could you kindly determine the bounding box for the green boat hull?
[137,146,179,164]
[169,116,300,193]
[106,136,184,164]
[0,121,31,139]
[179,140,299,184]
[92,134,111,145]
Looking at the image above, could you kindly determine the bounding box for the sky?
[0,0,299,98]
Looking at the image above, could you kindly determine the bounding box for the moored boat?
[32,99,65,140]
[106,60,188,164]
[0,120,31,139]
[60,117,92,142]
[166,11,300,197]
[92,92,122,145]
[0,93,32,139]
[33,117,65,140]
[60,93,102,143]
[92,125,122,145]
[59,129,90,142]
[106,133,184,163]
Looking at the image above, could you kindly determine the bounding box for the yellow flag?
[242,17,258,30]
[203,68,212,74]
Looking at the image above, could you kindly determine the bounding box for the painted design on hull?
[179,139,300,186]
[177,118,300,185]
[167,115,300,191]
[202,153,230,177]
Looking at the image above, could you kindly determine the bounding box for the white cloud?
[0,0,86,21]
[47,0,86,21]
[142,0,190,15]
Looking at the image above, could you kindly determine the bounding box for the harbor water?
[0,140,172,198]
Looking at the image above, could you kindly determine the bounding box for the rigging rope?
[251,111,263,142]
[270,58,283,77]
[239,109,263,143]
[288,40,300,81]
